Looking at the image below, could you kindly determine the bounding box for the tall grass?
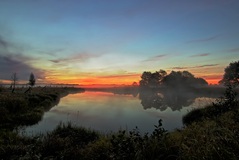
[1,86,239,159]
[0,87,83,128]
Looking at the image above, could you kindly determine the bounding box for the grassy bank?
[1,86,239,159]
[0,87,85,129]
[1,108,239,160]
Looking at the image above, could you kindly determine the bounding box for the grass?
[0,85,239,159]
[0,87,85,129]
[0,108,239,159]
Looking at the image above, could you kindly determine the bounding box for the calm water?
[22,91,215,135]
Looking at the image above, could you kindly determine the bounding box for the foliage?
[29,72,36,87]
[175,115,239,160]
[162,71,208,88]
[183,82,238,126]
[139,70,208,89]
[10,72,18,93]
[1,83,239,159]
[0,87,84,128]
[219,60,239,86]
[1,107,239,159]
[213,84,238,111]
[40,123,100,159]
[110,120,172,160]
[139,70,167,88]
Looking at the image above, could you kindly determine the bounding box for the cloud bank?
[0,34,45,82]
[172,64,218,70]
[0,55,45,81]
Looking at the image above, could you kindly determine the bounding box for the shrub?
[40,123,99,159]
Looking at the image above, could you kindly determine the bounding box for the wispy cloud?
[0,35,8,48]
[190,53,210,57]
[197,64,218,68]
[143,54,167,62]
[49,53,100,63]
[187,35,219,43]
[0,33,45,81]
[171,67,187,70]
[227,47,239,53]
[172,64,218,70]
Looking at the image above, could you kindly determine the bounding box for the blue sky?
[0,0,239,85]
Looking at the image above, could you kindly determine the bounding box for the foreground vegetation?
[0,86,84,129]
[1,107,239,159]
[0,87,238,159]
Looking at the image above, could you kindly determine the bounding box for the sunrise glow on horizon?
[0,0,239,86]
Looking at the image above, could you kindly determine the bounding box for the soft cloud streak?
[187,35,219,43]
[0,35,8,48]
[228,47,239,53]
[172,64,218,70]
[190,53,210,57]
[50,53,100,63]
[143,54,167,62]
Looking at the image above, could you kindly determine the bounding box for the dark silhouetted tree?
[140,71,152,87]
[182,71,194,78]
[195,78,208,86]
[219,61,239,87]
[162,71,208,87]
[139,70,167,88]
[29,72,36,87]
[11,72,18,93]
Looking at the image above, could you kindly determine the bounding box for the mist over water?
[22,87,220,135]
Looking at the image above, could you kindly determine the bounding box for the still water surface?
[23,91,215,135]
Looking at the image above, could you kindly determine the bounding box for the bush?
[40,123,99,159]
[178,118,239,159]
[183,84,239,126]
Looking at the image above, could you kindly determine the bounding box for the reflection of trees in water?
[139,88,198,111]
[111,87,139,97]
[139,90,167,111]
[162,89,196,111]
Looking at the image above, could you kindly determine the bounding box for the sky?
[0,0,239,86]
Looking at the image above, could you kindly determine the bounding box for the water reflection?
[139,90,166,111]
[22,88,218,135]
[139,89,196,111]
[111,87,221,111]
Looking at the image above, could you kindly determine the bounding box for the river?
[22,90,216,135]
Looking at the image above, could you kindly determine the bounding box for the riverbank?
[0,87,85,129]
[1,105,239,159]
[0,86,239,159]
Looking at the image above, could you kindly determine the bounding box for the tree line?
[139,60,239,89]
[139,70,208,89]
